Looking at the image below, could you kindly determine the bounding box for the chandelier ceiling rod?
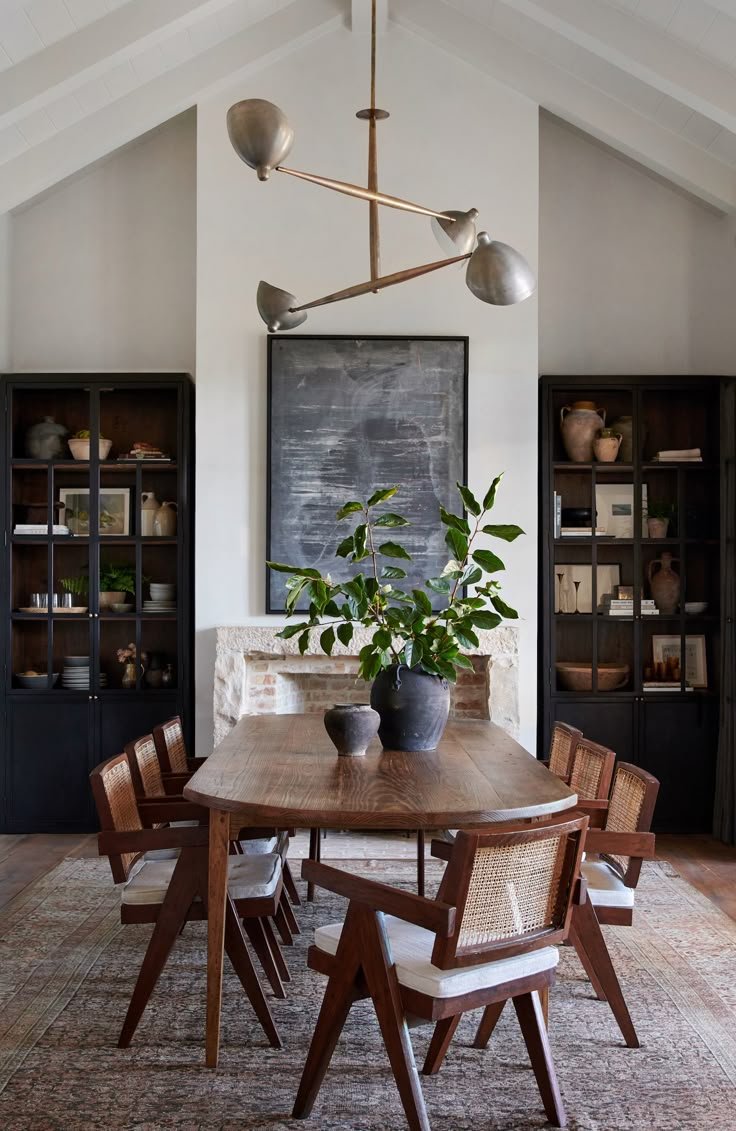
[226,0,536,332]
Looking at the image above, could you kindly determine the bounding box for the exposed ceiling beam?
[393,0,736,212]
[500,0,736,134]
[0,0,253,132]
[0,0,343,214]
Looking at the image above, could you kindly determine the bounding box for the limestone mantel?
[213,625,520,745]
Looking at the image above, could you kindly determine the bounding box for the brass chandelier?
[226,0,535,332]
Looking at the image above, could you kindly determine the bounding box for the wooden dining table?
[183,713,577,1067]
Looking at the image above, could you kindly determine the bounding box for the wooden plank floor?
[0,831,734,918]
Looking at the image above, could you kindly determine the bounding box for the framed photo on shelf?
[652,634,707,688]
[554,563,621,614]
[59,488,130,536]
[594,483,648,538]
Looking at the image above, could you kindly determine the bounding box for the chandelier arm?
[291,252,471,313]
[275,165,458,223]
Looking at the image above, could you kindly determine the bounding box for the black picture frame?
[266,335,469,613]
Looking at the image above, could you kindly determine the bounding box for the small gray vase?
[324,704,380,757]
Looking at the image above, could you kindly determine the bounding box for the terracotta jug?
[140,492,159,537]
[593,429,622,463]
[648,552,680,614]
[560,401,606,462]
[153,501,177,537]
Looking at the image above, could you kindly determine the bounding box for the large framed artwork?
[267,335,468,612]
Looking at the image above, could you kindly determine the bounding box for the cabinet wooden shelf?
[540,375,722,833]
[1,373,194,833]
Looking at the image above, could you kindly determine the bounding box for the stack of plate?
[145,582,176,612]
[62,656,108,690]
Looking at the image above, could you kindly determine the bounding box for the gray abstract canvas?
[267,336,467,611]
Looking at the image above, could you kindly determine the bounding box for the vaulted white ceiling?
[1,0,735,213]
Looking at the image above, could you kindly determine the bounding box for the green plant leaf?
[336,501,364,520]
[435,658,457,683]
[470,610,502,630]
[459,564,483,586]
[453,653,475,669]
[439,507,470,535]
[367,487,398,507]
[298,630,311,655]
[285,577,309,612]
[382,566,407,580]
[457,483,481,517]
[472,549,505,573]
[373,628,392,650]
[412,589,433,616]
[374,512,410,527]
[361,651,383,680]
[453,624,479,649]
[426,576,451,594]
[320,627,335,655]
[403,639,421,668]
[278,622,310,639]
[337,622,354,647]
[491,594,519,619]
[445,528,468,561]
[379,541,412,560]
[335,535,355,558]
[267,561,321,578]
[353,524,368,558]
[482,474,503,511]
[481,523,524,542]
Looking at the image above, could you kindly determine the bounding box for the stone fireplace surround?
[213,626,520,745]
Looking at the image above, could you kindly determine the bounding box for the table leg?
[205,807,230,1068]
[307,827,321,902]
[417,831,425,897]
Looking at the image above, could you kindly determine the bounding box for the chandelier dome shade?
[465,233,536,306]
[431,208,479,256]
[226,99,294,181]
[257,282,307,332]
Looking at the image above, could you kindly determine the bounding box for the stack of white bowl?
[62,656,108,690]
[144,582,176,612]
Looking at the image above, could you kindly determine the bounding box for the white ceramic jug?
[141,492,159,537]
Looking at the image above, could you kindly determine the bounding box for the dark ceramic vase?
[370,665,450,752]
[323,704,380,757]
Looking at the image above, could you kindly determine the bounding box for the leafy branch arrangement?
[267,476,523,683]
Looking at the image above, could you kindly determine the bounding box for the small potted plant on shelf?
[268,477,522,752]
[99,560,136,610]
[646,500,675,539]
[68,429,113,461]
[59,575,88,611]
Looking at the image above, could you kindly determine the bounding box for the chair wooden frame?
[568,737,616,801]
[544,721,583,781]
[91,752,286,1045]
[292,814,588,1130]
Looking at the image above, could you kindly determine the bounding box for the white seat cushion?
[122,852,281,906]
[581,860,635,909]
[143,848,180,862]
[315,916,558,999]
[239,836,279,854]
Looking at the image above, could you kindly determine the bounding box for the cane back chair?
[293,813,588,1130]
[90,752,285,1047]
[545,721,583,781]
[568,737,616,801]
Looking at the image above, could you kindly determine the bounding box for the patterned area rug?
[0,856,735,1131]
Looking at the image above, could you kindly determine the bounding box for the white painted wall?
[539,114,736,375]
[0,214,10,372]
[9,110,196,373]
[195,23,540,754]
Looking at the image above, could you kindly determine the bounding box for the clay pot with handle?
[648,552,680,614]
[593,428,622,463]
[560,401,607,462]
[153,501,177,537]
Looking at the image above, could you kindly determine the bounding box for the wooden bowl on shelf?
[555,661,629,692]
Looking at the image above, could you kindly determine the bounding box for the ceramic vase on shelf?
[140,492,159,536]
[121,662,137,689]
[593,428,622,463]
[610,416,634,463]
[154,501,177,537]
[25,417,67,459]
[647,516,669,538]
[648,552,680,614]
[323,704,380,757]
[559,402,606,462]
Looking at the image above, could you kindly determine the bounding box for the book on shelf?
[652,447,702,462]
[643,682,693,692]
[559,527,611,537]
[14,524,70,535]
[553,492,561,538]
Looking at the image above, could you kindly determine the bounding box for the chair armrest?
[137,797,209,824]
[573,875,588,905]
[187,757,207,770]
[301,860,456,937]
[430,838,452,861]
[573,800,609,828]
[98,825,209,855]
[162,774,192,794]
[585,830,656,859]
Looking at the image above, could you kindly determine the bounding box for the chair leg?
[118,850,198,1047]
[242,916,286,998]
[279,889,300,936]
[273,900,294,945]
[570,898,640,1048]
[262,915,290,982]
[568,922,608,1001]
[417,831,425,897]
[473,999,506,1048]
[360,904,431,1131]
[283,858,302,906]
[293,907,364,1119]
[224,902,282,1049]
[513,991,566,1128]
[422,1013,461,1075]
